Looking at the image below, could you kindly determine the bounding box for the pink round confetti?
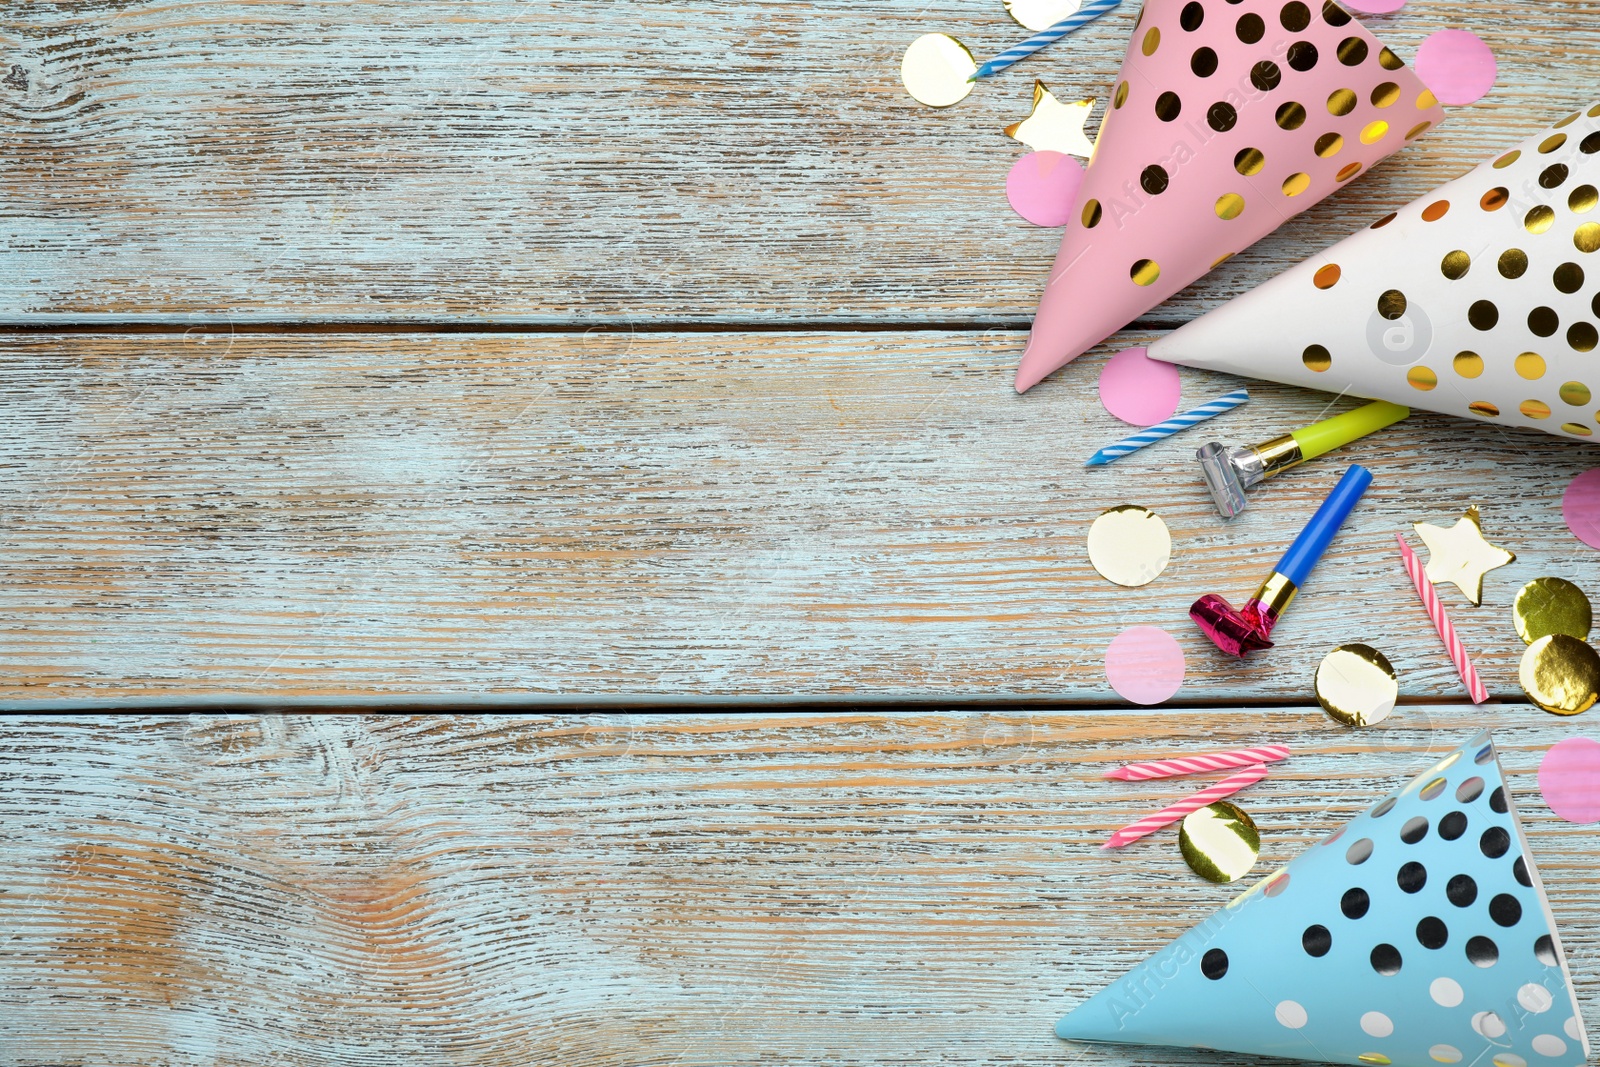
[1341,0,1405,13]
[1562,468,1600,550]
[1098,346,1182,426]
[1105,625,1186,706]
[1006,151,1084,227]
[1539,737,1600,824]
[1414,30,1496,106]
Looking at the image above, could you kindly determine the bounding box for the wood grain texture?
[0,712,1592,1065]
[2,0,1597,325]
[4,330,1599,704]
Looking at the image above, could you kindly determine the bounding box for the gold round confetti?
[1571,323,1599,352]
[1469,401,1500,418]
[1405,121,1432,141]
[1371,212,1397,229]
[1575,222,1600,253]
[1130,258,1160,286]
[1571,185,1598,213]
[1514,577,1592,645]
[1315,132,1344,158]
[1417,88,1439,109]
[1494,150,1521,169]
[1408,366,1438,391]
[1421,200,1450,222]
[1142,26,1161,55]
[1371,81,1400,108]
[1336,162,1362,183]
[1560,381,1592,406]
[900,34,976,108]
[1086,505,1171,588]
[1235,147,1265,175]
[1564,422,1593,437]
[1316,644,1398,727]
[1283,172,1311,196]
[1327,88,1357,116]
[1005,0,1083,32]
[1480,187,1509,211]
[1499,248,1528,278]
[1441,250,1470,279]
[1313,264,1341,289]
[1556,110,1583,129]
[1454,351,1484,378]
[1541,133,1568,154]
[1276,101,1307,130]
[1469,300,1500,330]
[1180,801,1260,883]
[1360,120,1389,145]
[1515,352,1546,380]
[1377,45,1403,70]
[1114,80,1129,108]
[1521,399,1552,419]
[1519,634,1600,715]
[1303,343,1332,371]
[1082,199,1103,228]
[1215,192,1245,220]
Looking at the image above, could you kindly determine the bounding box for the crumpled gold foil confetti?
[901,33,976,108]
[1005,0,1083,32]
[1315,644,1398,727]
[1005,82,1096,157]
[1414,505,1516,606]
[1087,504,1171,587]
[1519,633,1600,716]
[1179,801,1260,883]
[1513,577,1592,645]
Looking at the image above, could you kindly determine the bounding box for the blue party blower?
[1191,464,1371,656]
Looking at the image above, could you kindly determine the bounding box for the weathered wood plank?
[0,712,1592,1065]
[3,331,1598,704]
[2,0,1595,324]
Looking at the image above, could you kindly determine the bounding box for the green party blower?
[1196,400,1408,518]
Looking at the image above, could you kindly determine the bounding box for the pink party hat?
[1150,102,1600,442]
[1016,0,1445,392]
[1059,733,1589,1067]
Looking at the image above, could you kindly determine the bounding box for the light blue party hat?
[1058,733,1589,1067]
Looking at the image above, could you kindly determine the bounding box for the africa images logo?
[1366,288,1434,367]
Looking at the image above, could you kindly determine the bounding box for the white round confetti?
[1361,1012,1395,1038]
[1532,1035,1568,1058]
[1493,1054,1526,1067]
[1566,1016,1583,1040]
[1431,1047,1463,1064]
[1474,1012,1508,1039]
[1431,978,1464,1007]
[1519,984,1555,1013]
[1276,1000,1308,1028]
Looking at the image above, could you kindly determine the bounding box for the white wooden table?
[2,2,1598,1059]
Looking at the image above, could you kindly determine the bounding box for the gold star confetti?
[1005,82,1096,158]
[1414,505,1516,606]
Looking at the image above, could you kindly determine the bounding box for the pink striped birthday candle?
[1102,764,1268,849]
[1104,744,1289,781]
[1396,533,1489,704]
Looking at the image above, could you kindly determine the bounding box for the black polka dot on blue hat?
[1056,731,1589,1067]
